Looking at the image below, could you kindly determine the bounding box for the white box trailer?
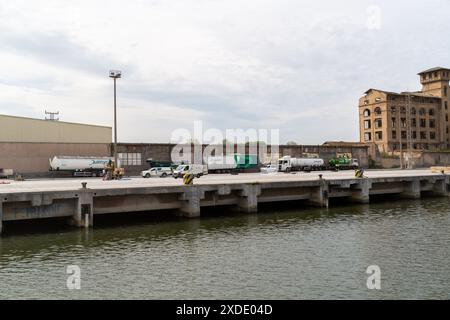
[0,168,14,179]
[206,155,236,172]
[49,156,113,177]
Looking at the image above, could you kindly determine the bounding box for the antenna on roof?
[45,110,59,121]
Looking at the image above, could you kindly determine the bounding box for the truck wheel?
[145,173,151,178]
[161,173,167,178]
[196,173,201,178]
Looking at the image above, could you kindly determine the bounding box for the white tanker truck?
[49,156,113,177]
[278,156,325,172]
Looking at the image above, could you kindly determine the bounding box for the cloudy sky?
[0,0,449,144]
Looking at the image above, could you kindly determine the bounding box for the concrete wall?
[0,141,370,177]
[416,152,450,167]
[118,143,370,175]
[375,151,450,168]
[0,114,112,144]
[0,142,111,175]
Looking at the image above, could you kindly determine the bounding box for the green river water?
[0,197,449,299]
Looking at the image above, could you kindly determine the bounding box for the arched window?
[400,106,406,114]
[363,109,370,117]
[374,107,382,115]
[419,108,426,115]
[391,106,396,113]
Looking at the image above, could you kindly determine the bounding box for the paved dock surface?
[0,169,442,193]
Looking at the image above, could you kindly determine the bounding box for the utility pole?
[109,70,122,167]
[398,106,403,169]
[405,93,413,169]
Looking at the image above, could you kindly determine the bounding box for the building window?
[391,117,396,127]
[429,108,435,116]
[445,101,448,110]
[375,98,381,102]
[401,118,406,128]
[411,118,417,127]
[419,108,426,115]
[430,132,436,140]
[411,107,416,115]
[420,131,427,139]
[364,120,371,129]
[391,106,396,113]
[364,100,369,105]
[363,109,371,117]
[429,119,435,128]
[400,106,406,114]
[420,119,426,128]
[118,153,142,166]
[392,130,397,139]
[445,86,448,97]
[374,118,382,128]
[364,132,372,141]
[401,131,407,139]
[374,107,382,115]
[375,131,383,141]
[412,131,417,139]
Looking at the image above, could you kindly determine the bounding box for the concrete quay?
[0,169,448,234]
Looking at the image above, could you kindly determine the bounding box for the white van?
[173,164,208,179]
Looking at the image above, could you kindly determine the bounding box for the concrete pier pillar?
[238,184,261,213]
[309,183,329,207]
[72,192,94,227]
[400,180,421,199]
[432,179,448,196]
[351,179,371,204]
[179,186,204,218]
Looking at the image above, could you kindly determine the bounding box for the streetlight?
[109,70,122,168]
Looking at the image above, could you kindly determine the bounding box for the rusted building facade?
[359,67,450,153]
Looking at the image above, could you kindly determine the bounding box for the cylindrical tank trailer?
[278,156,359,172]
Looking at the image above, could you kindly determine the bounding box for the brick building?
[359,67,450,153]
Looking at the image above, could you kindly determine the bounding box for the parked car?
[141,167,173,178]
[260,164,278,174]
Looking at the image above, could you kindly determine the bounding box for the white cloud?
[0,0,449,143]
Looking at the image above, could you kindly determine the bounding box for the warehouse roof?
[0,113,111,129]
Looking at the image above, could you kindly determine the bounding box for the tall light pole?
[109,70,122,167]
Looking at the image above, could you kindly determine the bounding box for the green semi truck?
[328,157,359,170]
[207,154,259,173]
